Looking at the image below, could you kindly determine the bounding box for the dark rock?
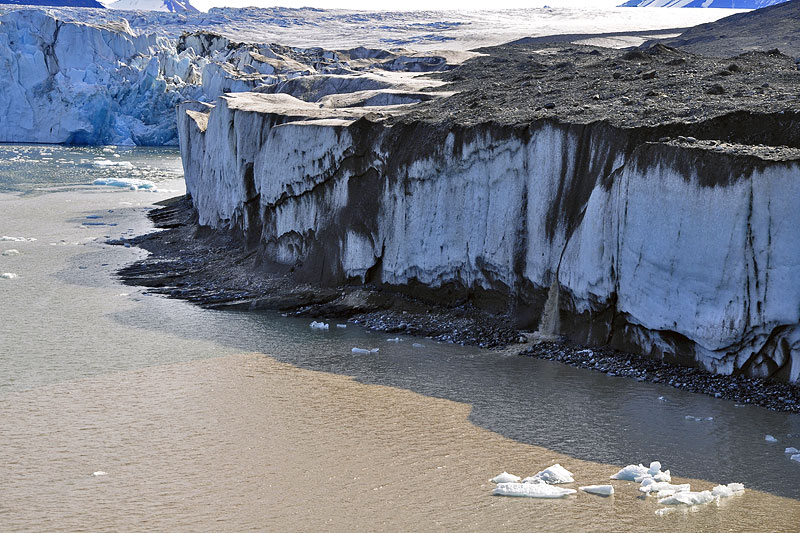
[641,70,657,80]
[706,83,726,95]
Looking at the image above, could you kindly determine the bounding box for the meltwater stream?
[1,145,798,512]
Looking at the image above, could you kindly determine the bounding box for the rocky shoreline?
[116,198,800,413]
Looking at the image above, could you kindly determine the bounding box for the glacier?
[177,85,800,382]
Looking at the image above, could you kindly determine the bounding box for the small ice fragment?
[580,485,614,496]
[657,396,668,402]
[351,348,372,354]
[92,159,134,169]
[655,507,675,516]
[1,273,18,279]
[387,337,401,342]
[523,464,574,484]
[639,480,690,494]
[711,483,745,498]
[785,447,799,454]
[91,471,107,476]
[1,236,35,242]
[765,435,778,443]
[336,324,347,329]
[310,321,329,330]
[492,482,576,498]
[370,348,379,353]
[2,249,20,256]
[648,461,661,475]
[791,454,800,462]
[490,471,521,484]
[658,490,715,506]
[611,464,648,481]
[412,343,424,348]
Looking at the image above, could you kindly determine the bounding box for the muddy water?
[1,147,799,531]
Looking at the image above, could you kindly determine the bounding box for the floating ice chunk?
[685,415,713,421]
[370,348,379,353]
[523,464,574,484]
[1,273,18,279]
[351,347,377,354]
[765,435,778,443]
[387,337,401,342]
[791,454,800,462]
[711,483,745,498]
[310,321,329,330]
[2,249,20,256]
[639,479,691,494]
[93,159,134,169]
[611,464,649,481]
[492,482,576,498]
[580,485,614,496]
[657,396,668,402]
[91,471,107,476]
[93,178,158,191]
[336,324,347,328]
[490,472,521,484]
[785,447,799,454]
[658,490,716,506]
[412,343,424,348]
[1,236,35,242]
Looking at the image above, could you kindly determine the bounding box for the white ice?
[785,447,799,454]
[93,177,158,191]
[1,236,36,242]
[522,464,574,484]
[310,320,329,330]
[611,461,667,482]
[639,479,690,494]
[490,472,521,484]
[658,483,744,506]
[765,435,778,443]
[336,324,347,328]
[685,415,714,421]
[2,249,20,256]
[412,343,425,348]
[492,482,576,499]
[1,273,18,279]
[91,471,108,476]
[351,347,379,354]
[93,159,135,169]
[791,454,800,462]
[579,485,614,496]
[387,337,401,342]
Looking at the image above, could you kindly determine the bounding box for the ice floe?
[2,249,20,256]
[492,482,576,499]
[765,434,778,443]
[639,479,690,494]
[522,463,574,484]
[93,177,158,191]
[351,347,379,354]
[490,472,521,484]
[685,415,714,421]
[1,236,36,242]
[791,454,800,462]
[1,273,18,279]
[91,471,108,476]
[93,159,135,169]
[611,461,668,482]
[658,483,744,506]
[579,485,614,496]
[785,447,799,454]
[309,320,329,330]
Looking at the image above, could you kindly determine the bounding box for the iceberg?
[92,177,158,191]
[522,464,574,484]
[579,485,614,496]
[492,482,576,499]
[490,472,521,484]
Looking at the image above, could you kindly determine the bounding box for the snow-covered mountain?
[620,0,788,7]
[0,0,103,7]
[107,0,198,13]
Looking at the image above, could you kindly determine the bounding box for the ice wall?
[179,93,800,382]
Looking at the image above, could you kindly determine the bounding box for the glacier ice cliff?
[177,87,800,382]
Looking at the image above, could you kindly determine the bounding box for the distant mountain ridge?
[107,0,197,12]
[620,0,788,7]
[0,0,103,7]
